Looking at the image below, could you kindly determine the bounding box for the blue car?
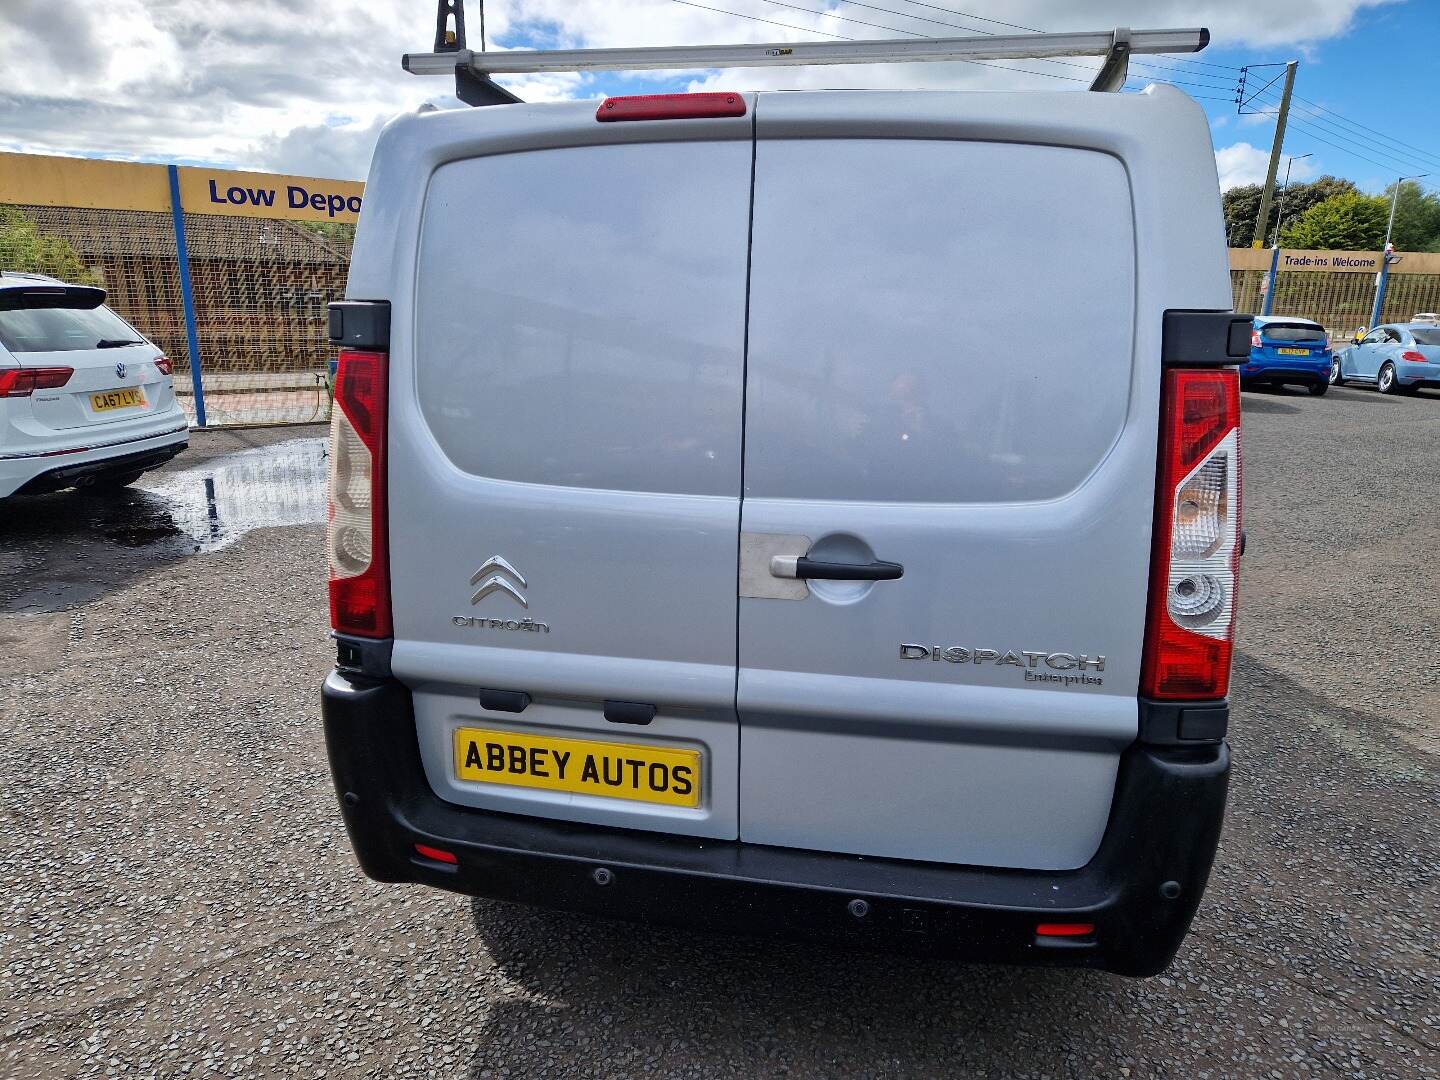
[1331,322,1440,395]
[1241,315,1332,396]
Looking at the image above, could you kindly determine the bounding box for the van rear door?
[388,108,754,839]
[737,92,1181,870]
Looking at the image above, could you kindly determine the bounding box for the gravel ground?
[1,391,1437,1079]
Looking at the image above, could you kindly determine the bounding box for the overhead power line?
[1246,85,1440,178]
[1292,93,1440,172]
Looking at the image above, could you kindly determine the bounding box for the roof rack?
[408,3,1209,106]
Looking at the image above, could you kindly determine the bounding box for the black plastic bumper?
[322,671,1229,977]
[12,440,187,495]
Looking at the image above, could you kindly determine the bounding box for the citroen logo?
[470,556,527,608]
[115,361,127,380]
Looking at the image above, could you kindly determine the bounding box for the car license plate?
[91,388,147,412]
[1276,347,1310,356]
[453,727,701,808]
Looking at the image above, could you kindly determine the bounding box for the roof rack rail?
[407,4,1208,107]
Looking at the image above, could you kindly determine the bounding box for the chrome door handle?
[770,556,903,581]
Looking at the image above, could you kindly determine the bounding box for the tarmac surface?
[1,386,1437,1078]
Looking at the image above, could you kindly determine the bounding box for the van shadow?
[465,898,1122,1077]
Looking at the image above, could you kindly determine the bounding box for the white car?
[0,272,188,498]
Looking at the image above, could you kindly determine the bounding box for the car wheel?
[1378,362,1399,394]
[1307,381,1329,397]
[1329,357,1345,386]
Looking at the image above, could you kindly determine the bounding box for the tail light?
[154,356,173,376]
[1249,329,1261,349]
[0,367,74,396]
[327,349,390,638]
[1401,351,1426,363]
[1141,368,1242,700]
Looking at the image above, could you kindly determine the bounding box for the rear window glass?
[0,302,140,353]
[1411,328,1440,346]
[1260,324,1326,343]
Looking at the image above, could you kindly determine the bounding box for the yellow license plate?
[1276,347,1311,356]
[91,388,147,412]
[454,727,701,808]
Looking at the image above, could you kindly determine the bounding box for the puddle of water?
[124,437,328,552]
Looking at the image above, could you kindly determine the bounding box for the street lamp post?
[1269,153,1312,247]
[1372,173,1431,328]
[1384,173,1429,250]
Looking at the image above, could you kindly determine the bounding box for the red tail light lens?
[154,356,173,376]
[1401,351,1426,363]
[327,349,391,638]
[1141,368,1242,700]
[1249,330,1261,349]
[0,367,74,396]
[596,92,746,122]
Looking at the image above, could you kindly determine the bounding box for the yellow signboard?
[0,153,168,212]
[176,166,364,223]
[0,151,363,223]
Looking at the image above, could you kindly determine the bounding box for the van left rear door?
[388,109,755,840]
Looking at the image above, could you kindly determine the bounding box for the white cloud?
[0,0,1398,178]
[1214,140,1317,189]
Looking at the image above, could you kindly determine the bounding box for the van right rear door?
[736,91,1226,871]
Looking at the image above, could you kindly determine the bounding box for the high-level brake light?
[596,92,745,122]
[1141,368,1242,700]
[327,349,391,638]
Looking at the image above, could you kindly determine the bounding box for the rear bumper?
[1241,363,1328,385]
[322,670,1229,977]
[1,425,188,497]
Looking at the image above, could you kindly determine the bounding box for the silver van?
[322,31,1248,976]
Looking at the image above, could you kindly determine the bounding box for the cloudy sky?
[2,0,1437,193]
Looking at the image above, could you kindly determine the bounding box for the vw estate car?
[321,74,1246,977]
[0,273,187,498]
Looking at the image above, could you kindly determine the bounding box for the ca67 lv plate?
[453,727,701,808]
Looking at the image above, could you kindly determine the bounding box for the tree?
[1382,179,1440,251]
[1222,176,1359,247]
[1278,191,1390,250]
[0,207,99,283]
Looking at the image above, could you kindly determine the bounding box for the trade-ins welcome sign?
[0,151,364,224]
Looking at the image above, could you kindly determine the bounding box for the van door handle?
[770,556,904,581]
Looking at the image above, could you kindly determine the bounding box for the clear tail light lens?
[327,349,390,638]
[1249,329,1261,349]
[1141,369,1241,700]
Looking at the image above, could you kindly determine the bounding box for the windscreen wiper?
[96,338,145,348]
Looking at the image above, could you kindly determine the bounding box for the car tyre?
[1377,362,1399,394]
[1329,357,1345,386]
[1307,381,1329,397]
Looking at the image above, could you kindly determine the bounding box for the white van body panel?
[351,85,1231,866]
